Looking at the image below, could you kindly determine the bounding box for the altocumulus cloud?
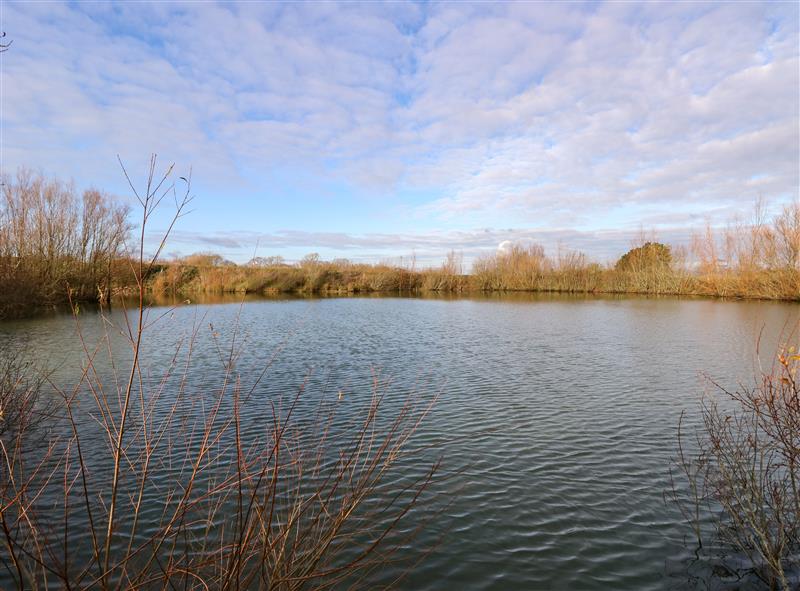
[2,1,797,263]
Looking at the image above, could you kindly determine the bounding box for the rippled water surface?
[2,294,798,589]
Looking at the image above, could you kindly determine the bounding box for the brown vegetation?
[672,342,800,589]
[691,202,800,300]
[148,252,427,296]
[0,159,439,589]
[1,166,797,320]
[0,169,130,317]
[0,348,47,440]
[145,203,800,302]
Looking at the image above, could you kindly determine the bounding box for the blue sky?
[1,1,798,265]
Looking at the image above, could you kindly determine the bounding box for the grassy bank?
[144,204,798,302]
[131,203,800,303]
[1,168,798,320]
[141,252,799,301]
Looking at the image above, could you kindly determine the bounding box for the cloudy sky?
[2,1,798,265]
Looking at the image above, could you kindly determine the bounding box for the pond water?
[1,294,798,590]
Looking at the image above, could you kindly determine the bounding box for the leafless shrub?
[672,341,800,589]
[0,347,48,440]
[0,157,439,590]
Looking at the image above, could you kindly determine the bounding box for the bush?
[0,348,47,440]
[615,242,672,273]
[0,158,439,590]
[673,344,800,589]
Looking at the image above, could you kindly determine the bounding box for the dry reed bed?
[146,256,798,303]
[1,170,798,319]
[144,203,799,302]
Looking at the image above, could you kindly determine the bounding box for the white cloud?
[1,1,797,259]
[167,223,704,268]
[497,240,513,256]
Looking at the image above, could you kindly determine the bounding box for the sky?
[1,1,798,266]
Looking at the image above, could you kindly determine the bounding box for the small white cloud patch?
[497,240,514,256]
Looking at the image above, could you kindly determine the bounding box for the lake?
[1,294,798,590]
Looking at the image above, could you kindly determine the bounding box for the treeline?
[0,170,130,318]
[1,169,798,319]
[470,206,799,299]
[149,204,798,301]
[147,250,470,296]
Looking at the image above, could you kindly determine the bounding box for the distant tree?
[181,252,234,267]
[774,202,800,269]
[247,255,286,267]
[0,169,130,311]
[300,252,321,269]
[615,242,673,272]
[331,257,352,268]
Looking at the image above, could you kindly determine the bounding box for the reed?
[139,233,800,301]
[148,255,427,297]
[691,202,800,300]
[1,165,797,319]
[0,158,440,590]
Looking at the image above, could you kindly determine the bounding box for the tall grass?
[147,203,797,302]
[691,202,800,300]
[148,255,427,297]
[0,158,440,590]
